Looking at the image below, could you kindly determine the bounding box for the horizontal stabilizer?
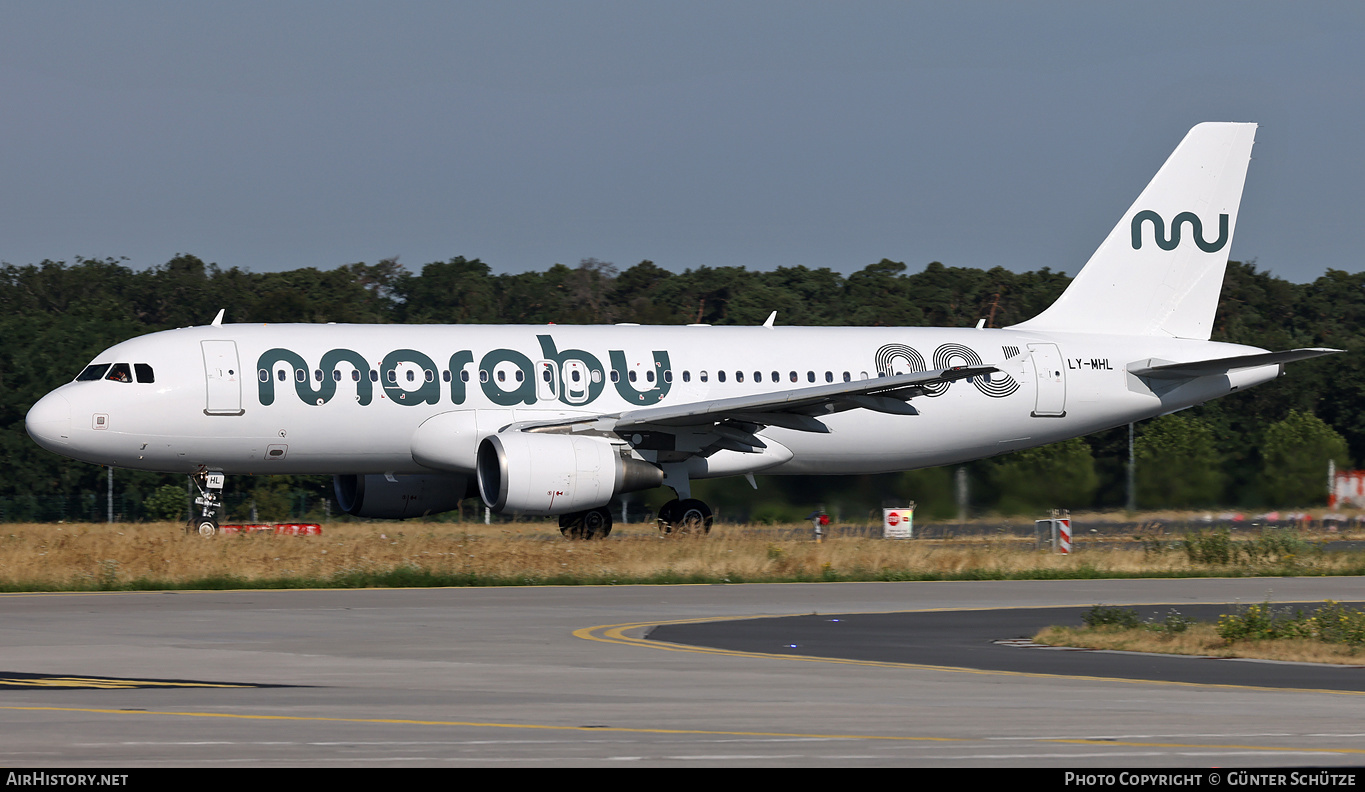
[1128,348,1341,380]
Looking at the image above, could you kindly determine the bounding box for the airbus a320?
[25,123,1337,537]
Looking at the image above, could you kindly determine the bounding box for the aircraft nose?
[26,391,72,450]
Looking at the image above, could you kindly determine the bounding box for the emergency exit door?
[1028,343,1067,417]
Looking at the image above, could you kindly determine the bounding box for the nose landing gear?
[186,472,225,536]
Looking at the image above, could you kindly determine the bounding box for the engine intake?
[477,433,663,515]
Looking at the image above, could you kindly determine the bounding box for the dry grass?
[1034,623,1365,666]
[0,519,1363,591]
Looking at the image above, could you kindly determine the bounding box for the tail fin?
[1010,122,1257,340]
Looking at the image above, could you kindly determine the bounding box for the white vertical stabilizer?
[1010,122,1257,340]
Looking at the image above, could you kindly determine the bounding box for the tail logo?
[1130,210,1229,253]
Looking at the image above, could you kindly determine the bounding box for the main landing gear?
[559,506,613,540]
[187,471,225,536]
[657,498,713,535]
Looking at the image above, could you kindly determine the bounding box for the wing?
[1128,348,1341,379]
[506,365,997,455]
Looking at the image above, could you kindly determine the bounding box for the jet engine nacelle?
[476,433,663,515]
[333,473,472,519]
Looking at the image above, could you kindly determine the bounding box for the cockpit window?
[76,364,110,382]
[134,363,155,383]
[105,363,133,383]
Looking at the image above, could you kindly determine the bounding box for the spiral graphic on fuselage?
[874,344,926,376]
[932,342,1019,398]
[874,342,1018,399]
[875,343,947,396]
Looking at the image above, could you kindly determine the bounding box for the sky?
[2,2,1362,283]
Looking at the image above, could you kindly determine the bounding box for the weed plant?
[1182,528,1319,567]
[1039,601,1365,665]
[1217,600,1365,646]
[1082,605,1143,629]
[1080,605,1191,635]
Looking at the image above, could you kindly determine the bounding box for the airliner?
[24,123,1337,537]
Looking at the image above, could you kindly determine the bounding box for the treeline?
[0,254,1358,522]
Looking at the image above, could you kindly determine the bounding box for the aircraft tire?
[560,508,612,540]
[657,499,681,534]
[195,518,219,537]
[675,499,712,535]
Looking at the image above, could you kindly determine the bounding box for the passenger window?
[753,371,761,382]
[807,371,815,383]
[369,370,379,382]
[406,370,415,382]
[735,371,744,383]
[646,370,654,383]
[843,371,851,382]
[352,370,361,382]
[314,369,323,382]
[700,371,709,383]
[76,364,110,382]
[425,370,434,383]
[480,370,489,383]
[683,371,691,383]
[718,371,727,383]
[664,370,673,383]
[610,371,620,383]
[515,370,524,382]
[258,369,269,383]
[770,371,779,382]
[496,370,505,383]
[628,370,637,382]
[542,369,552,383]
[825,371,833,382]
[278,370,287,382]
[106,363,133,383]
[789,371,798,382]
[461,371,470,383]
[332,370,341,382]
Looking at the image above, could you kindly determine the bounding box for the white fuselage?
[25,322,1277,478]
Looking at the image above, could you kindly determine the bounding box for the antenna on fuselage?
[210,309,225,327]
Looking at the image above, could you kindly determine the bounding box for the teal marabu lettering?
[257,347,374,406]
[480,348,537,406]
[381,349,441,405]
[447,350,474,404]
[257,342,676,408]
[537,335,606,406]
[322,348,374,405]
[609,349,672,405]
[1131,210,1229,253]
